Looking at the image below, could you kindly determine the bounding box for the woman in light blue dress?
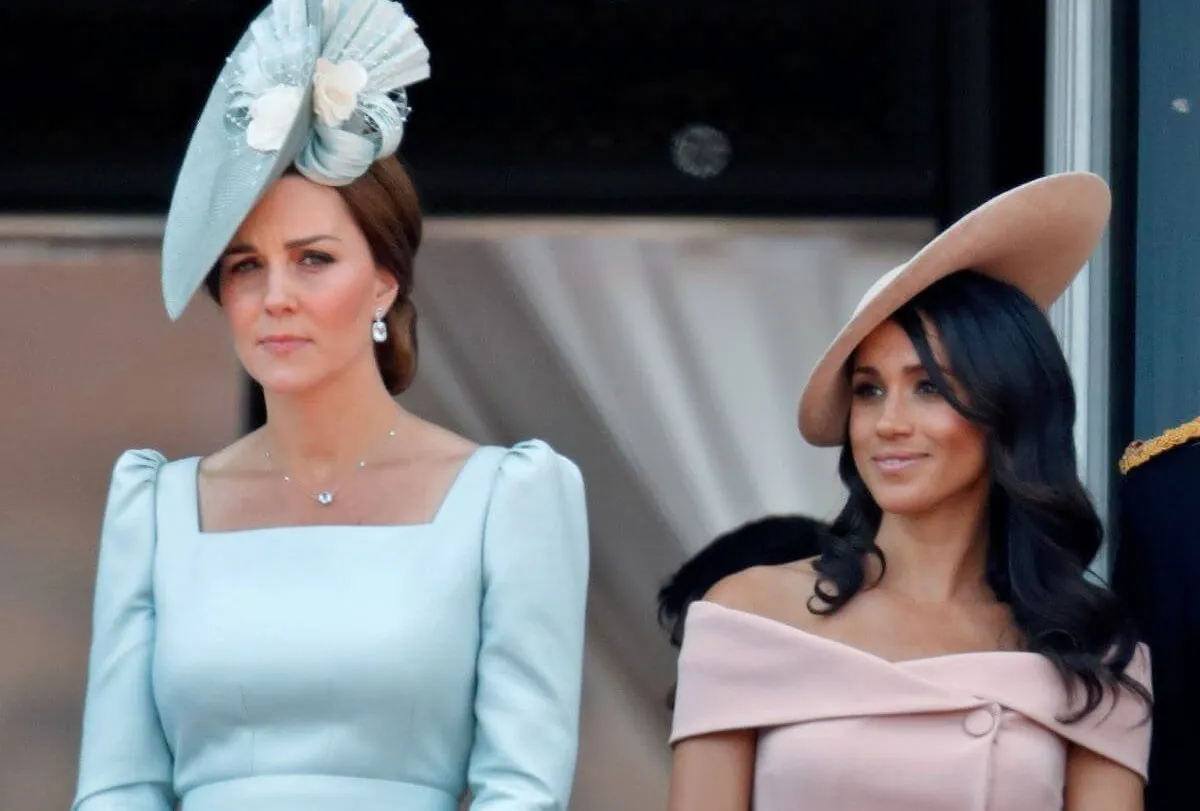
[71,2,589,810]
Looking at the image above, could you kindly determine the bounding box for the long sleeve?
[467,440,590,811]
[1111,476,1145,631]
[72,449,177,811]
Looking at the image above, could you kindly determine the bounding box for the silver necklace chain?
[264,426,398,506]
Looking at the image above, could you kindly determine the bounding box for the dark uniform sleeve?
[1114,426,1200,811]
[1112,470,1145,629]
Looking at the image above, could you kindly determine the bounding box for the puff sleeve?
[72,450,177,811]
[467,440,590,811]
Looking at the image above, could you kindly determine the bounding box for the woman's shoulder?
[103,449,172,499]
[408,424,577,489]
[461,435,583,492]
[701,557,822,630]
[111,447,170,470]
[110,446,214,490]
[407,418,481,459]
[193,430,272,481]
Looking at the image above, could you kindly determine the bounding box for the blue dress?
[72,440,589,811]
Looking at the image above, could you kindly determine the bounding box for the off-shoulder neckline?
[188,444,494,536]
[691,599,1043,668]
[673,602,1152,780]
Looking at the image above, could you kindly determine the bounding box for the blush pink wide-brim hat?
[797,171,1111,447]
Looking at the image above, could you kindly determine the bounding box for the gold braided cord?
[1118,416,1200,475]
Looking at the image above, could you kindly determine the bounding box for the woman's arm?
[1064,744,1144,811]
[466,441,589,811]
[73,450,177,811]
[668,569,788,811]
[669,730,756,811]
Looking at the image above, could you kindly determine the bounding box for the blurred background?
[4,1,1197,809]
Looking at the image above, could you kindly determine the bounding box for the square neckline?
[189,445,492,536]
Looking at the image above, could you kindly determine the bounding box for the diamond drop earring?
[372,308,388,343]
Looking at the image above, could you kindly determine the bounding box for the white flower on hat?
[313,57,369,127]
[246,85,305,152]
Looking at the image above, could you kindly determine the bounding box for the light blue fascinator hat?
[160,0,431,320]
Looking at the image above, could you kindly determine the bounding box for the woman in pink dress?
[667,173,1152,811]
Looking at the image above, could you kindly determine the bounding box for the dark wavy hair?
[812,270,1149,722]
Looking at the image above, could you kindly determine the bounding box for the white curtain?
[403,218,935,811]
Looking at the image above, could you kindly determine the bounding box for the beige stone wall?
[0,244,241,811]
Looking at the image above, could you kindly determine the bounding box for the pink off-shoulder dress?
[669,601,1151,811]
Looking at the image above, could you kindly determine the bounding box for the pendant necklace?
[264,426,398,507]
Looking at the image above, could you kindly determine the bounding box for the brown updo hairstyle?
[203,155,423,395]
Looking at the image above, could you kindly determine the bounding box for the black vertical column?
[935,0,1046,228]
[938,0,994,226]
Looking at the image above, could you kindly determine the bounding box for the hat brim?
[160,0,321,321]
[797,171,1111,447]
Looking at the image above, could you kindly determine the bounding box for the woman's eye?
[852,382,882,399]
[300,251,334,267]
[228,258,258,274]
[916,379,942,397]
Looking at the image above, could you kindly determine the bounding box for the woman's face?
[848,318,988,518]
[216,175,397,395]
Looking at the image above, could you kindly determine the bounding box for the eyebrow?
[222,234,341,257]
[852,363,948,376]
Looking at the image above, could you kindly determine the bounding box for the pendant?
[316,491,335,506]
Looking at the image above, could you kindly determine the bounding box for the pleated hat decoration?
[160,0,431,320]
